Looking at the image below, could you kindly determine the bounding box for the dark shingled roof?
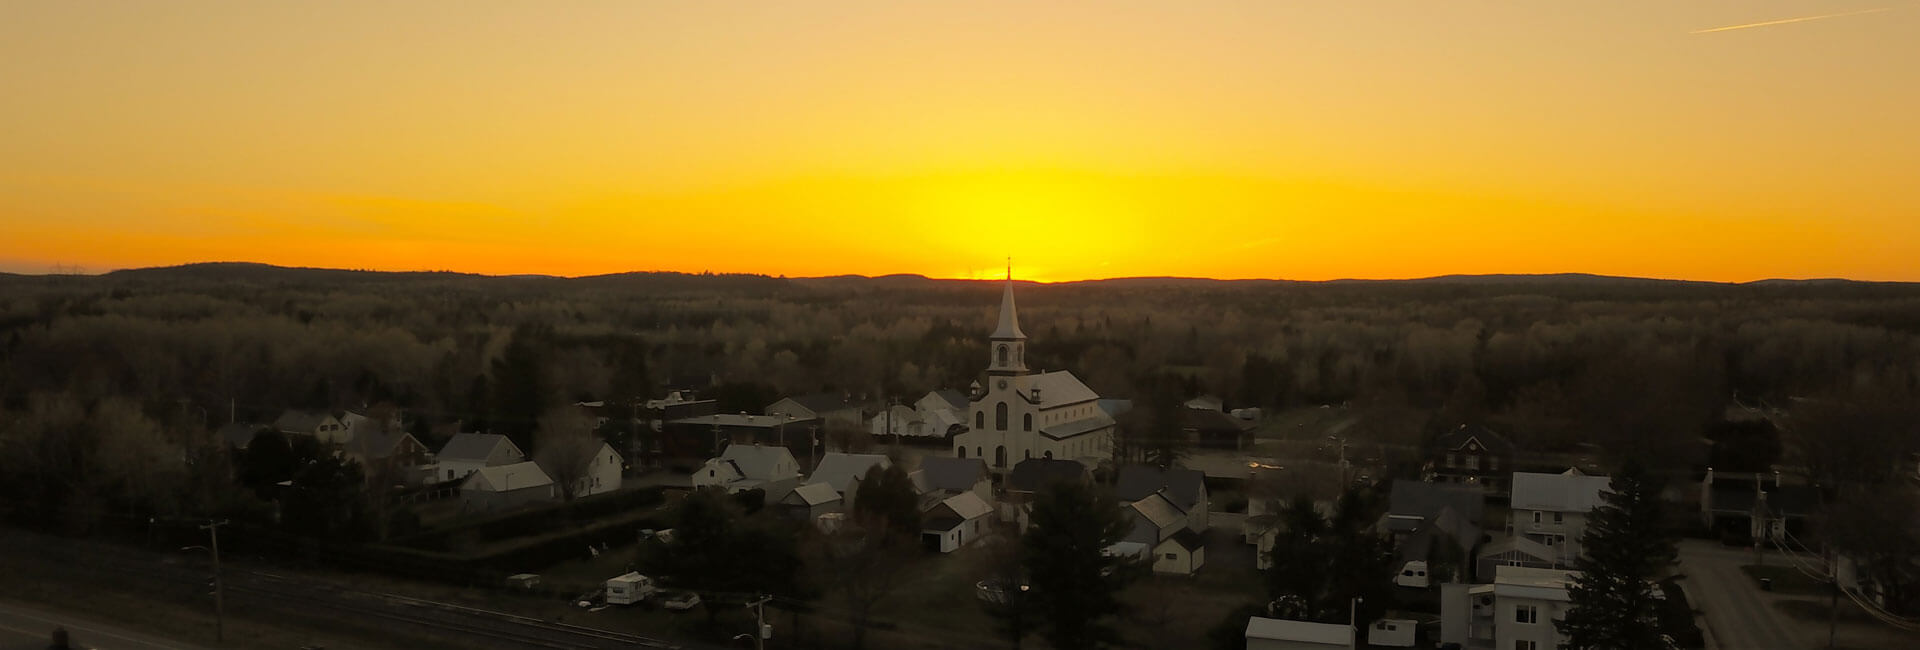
[1168,528,1207,552]
[1434,424,1515,456]
[1007,458,1089,493]
[918,456,989,492]
[1114,465,1207,513]
[1389,480,1486,522]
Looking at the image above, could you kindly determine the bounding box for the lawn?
[1741,564,1830,596]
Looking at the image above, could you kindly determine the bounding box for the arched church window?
[995,446,1008,467]
[996,402,1008,430]
[958,446,967,458]
[997,345,1008,366]
[1043,450,1053,459]
[975,411,984,429]
[1024,449,1031,460]
[1023,413,1032,431]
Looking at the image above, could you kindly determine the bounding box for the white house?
[951,280,1114,470]
[1509,469,1611,565]
[571,441,624,498]
[779,482,842,521]
[435,433,527,484]
[459,461,556,512]
[1153,530,1207,575]
[921,492,993,553]
[1245,617,1352,650]
[1446,565,1576,650]
[1115,465,1210,533]
[766,393,864,429]
[691,443,802,493]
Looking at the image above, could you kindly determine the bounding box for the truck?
[605,572,657,605]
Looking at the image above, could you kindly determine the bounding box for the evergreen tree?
[1556,461,1677,649]
[490,324,548,452]
[1024,479,1132,650]
[851,464,921,538]
[1264,489,1393,624]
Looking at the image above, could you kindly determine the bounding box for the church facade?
[951,281,1114,470]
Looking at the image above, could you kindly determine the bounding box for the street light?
[1349,596,1364,650]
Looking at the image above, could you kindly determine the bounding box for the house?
[1444,565,1575,650]
[436,433,527,484]
[1476,535,1564,578]
[917,456,992,503]
[1123,492,1207,575]
[1386,480,1486,581]
[1425,424,1516,496]
[274,410,348,444]
[921,491,994,553]
[1509,469,1612,564]
[459,461,556,512]
[1184,395,1225,412]
[1114,465,1210,533]
[1003,458,1091,526]
[561,441,624,498]
[338,407,404,443]
[664,413,808,459]
[1182,407,1258,451]
[691,443,802,493]
[810,452,892,496]
[1701,468,1819,542]
[778,482,842,521]
[766,392,865,429]
[950,280,1115,470]
[1153,530,1207,575]
[1244,616,1352,650]
[916,389,970,435]
[342,426,432,482]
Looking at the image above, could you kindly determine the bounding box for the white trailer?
[606,572,657,605]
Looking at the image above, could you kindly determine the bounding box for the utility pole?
[808,424,820,469]
[1348,596,1362,650]
[747,594,772,650]
[1828,546,1839,649]
[198,520,229,643]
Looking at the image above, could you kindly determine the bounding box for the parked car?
[1394,560,1430,588]
[660,590,702,611]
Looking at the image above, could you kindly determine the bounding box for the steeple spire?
[992,261,1024,341]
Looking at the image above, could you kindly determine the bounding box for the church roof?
[1039,412,1116,440]
[1014,371,1100,408]
[991,281,1026,340]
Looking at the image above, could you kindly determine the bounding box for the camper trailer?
[605,572,657,605]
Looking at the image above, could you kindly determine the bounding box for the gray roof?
[772,392,858,416]
[1013,371,1100,408]
[719,444,798,481]
[347,427,418,460]
[930,390,969,411]
[1389,480,1486,522]
[784,482,842,507]
[1435,424,1515,456]
[1511,471,1612,513]
[1007,458,1089,493]
[465,461,553,492]
[438,433,521,463]
[1039,412,1117,441]
[1245,617,1351,645]
[1097,399,1134,418]
[1114,465,1207,512]
[991,281,1026,340]
[1130,493,1185,531]
[808,452,891,495]
[918,456,989,492]
[1166,528,1206,552]
[1478,536,1558,563]
[273,409,329,433]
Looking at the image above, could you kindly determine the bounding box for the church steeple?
[988,263,1029,376]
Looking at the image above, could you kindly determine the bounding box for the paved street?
[0,601,201,650]
[1678,539,1803,649]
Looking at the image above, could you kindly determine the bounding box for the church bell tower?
[987,264,1029,377]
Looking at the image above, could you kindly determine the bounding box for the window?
[1164,553,1177,560]
[1533,511,1542,524]
[1024,449,1031,460]
[976,411,984,429]
[976,446,983,458]
[447,469,455,480]
[709,470,716,477]
[995,446,1007,467]
[996,402,1008,430]
[1023,413,1032,431]
[1553,512,1563,524]
[1446,453,1458,468]
[997,345,1008,366]
[958,447,967,458]
[1515,605,1538,624]
[1515,641,1537,650]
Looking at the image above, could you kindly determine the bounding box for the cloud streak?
[1692,7,1893,34]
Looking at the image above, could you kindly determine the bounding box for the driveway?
[1678,539,1804,649]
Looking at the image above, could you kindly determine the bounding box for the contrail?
[1692,7,1893,33]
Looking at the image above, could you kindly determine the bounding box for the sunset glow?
[3,1,1917,282]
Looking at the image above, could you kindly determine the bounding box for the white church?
[951,279,1115,470]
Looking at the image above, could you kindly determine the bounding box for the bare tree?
[533,407,601,501]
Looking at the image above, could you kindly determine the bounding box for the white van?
[1394,560,1430,588]
[606,572,657,605]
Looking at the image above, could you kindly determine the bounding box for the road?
[0,601,201,650]
[1678,539,1803,649]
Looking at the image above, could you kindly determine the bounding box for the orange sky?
[3,2,1917,282]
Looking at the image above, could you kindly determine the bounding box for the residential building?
[1701,468,1818,542]
[1509,469,1611,564]
[1122,492,1207,575]
[1244,616,1352,650]
[1487,566,1575,650]
[921,491,993,553]
[559,441,624,498]
[1475,536,1563,578]
[1114,465,1210,533]
[1386,480,1487,581]
[778,482,842,521]
[1426,424,1516,496]
[917,456,992,503]
[435,433,527,484]
[690,443,802,493]
[459,461,556,512]
[664,413,808,459]
[274,409,348,444]
[950,279,1114,470]
[812,452,892,511]
[343,427,432,481]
